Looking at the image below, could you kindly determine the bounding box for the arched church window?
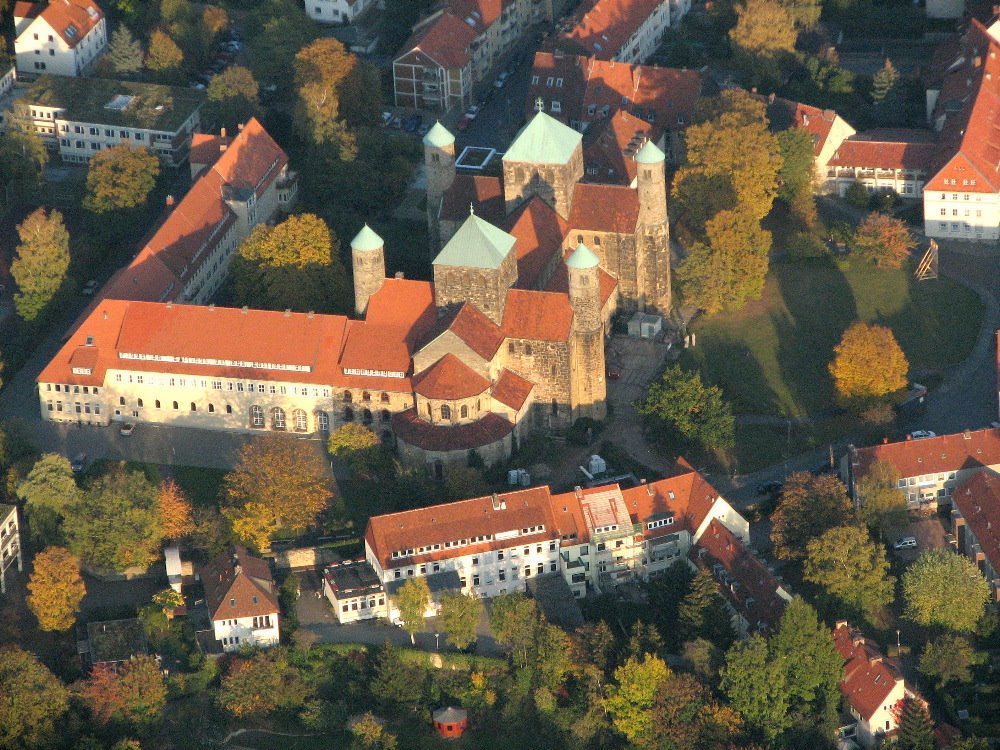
[460,405,468,419]
[441,404,451,420]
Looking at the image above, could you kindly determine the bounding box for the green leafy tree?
[244,0,318,85]
[852,212,915,269]
[720,634,790,742]
[107,26,144,76]
[871,58,900,104]
[677,569,733,648]
[327,423,387,478]
[777,128,817,228]
[729,0,797,86]
[778,0,821,28]
[0,646,70,749]
[949,739,991,750]
[603,653,671,749]
[489,592,541,668]
[638,365,735,451]
[897,697,934,750]
[350,713,397,750]
[218,648,312,718]
[18,453,80,546]
[370,643,422,709]
[844,180,870,208]
[230,213,349,314]
[919,633,976,685]
[770,472,854,560]
[653,671,743,750]
[902,550,990,631]
[438,592,483,650]
[803,525,895,624]
[11,208,70,323]
[84,145,160,214]
[64,467,163,571]
[829,322,909,407]
[146,29,185,82]
[856,459,908,533]
[27,546,86,631]
[0,101,47,191]
[206,66,260,132]
[394,576,430,645]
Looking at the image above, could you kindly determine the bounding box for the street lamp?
[435,632,440,650]
[896,630,901,652]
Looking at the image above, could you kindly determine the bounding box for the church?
[38,113,671,471]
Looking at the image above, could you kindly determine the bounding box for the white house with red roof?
[833,621,913,748]
[842,428,1000,513]
[952,471,1000,602]
[557,0,671,63]
[306,0,374,24]
[14,0,107,77]
[201,546,280,652]
[825,129,936,199]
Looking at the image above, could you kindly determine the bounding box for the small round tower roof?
[567,242,600,269]
[635,139,666,164]
[350,224,384,252]
[423,121,455,148]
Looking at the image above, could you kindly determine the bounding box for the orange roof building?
[202,546,280,652]
[951,471,1000,601]
[14,0,107,77]
[556,0,671,63]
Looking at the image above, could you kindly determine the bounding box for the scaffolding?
[915,239,938,281]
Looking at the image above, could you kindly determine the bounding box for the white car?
[493,72,510,88]
[909,430,936,439]
[892,536,917,550]
[464,104,481,120]
[81,280,99,296]
[120,422,135,436]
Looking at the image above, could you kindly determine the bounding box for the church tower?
[502,112,584,220]
[567,243,607,421]
[423,122,456,252]
[634,140,671,314]
[350,224,385,318]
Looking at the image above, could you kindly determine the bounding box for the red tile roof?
[13,1,41,20]
[396,12,476,70]
[491,368,535,410]
[691,519,789,633]
[761,95,842,158]
[363,278,438,347]
[621,469,723,536]
[953,471,1000,579]
[20,0,103,48]
[560,0,666,60]
[583,110,655,184]
[189,133,232,172]
[851,428,1000,481]
[413,353,491,399]
[202,546,278,621]
[503,196,567,287]
[568,182,640,233]
[447,303,505,360]
[545,246,618,306]
[833,622,905,722]
[440,175,506,224]
[829,134,936,171]
[391,408,514,452]
[501,289,573,341]
[448,0,503,32]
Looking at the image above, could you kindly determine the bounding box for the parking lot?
[885,516,951,563]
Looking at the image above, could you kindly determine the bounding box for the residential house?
[306,0,374,24]
[951,471,1000,602]
[690,519,792,636]
[760,94,857,188]
[322,559,388,623]
[0,58,16,100]
[525,51,705,164]
[833,621,912,748]
[825,129,936,199]
[6,74,204,167]
[842,428,1000,513]
[0,504,22,595]
[14,0,107,78]
[556,0,672,63]
[201,546,280,652]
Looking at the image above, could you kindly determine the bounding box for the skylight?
[104,94,134,111]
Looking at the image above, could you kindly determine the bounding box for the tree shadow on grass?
[678,336,783,418]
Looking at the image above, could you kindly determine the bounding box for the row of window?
[459,561,558,587]
[46,383,99,395]
[936,222,985,234]
[940,192,983,201]
[896,472,956,487]
[340,597,385,613]
[115,372,332,399]
[47,401,101,415]
[940,208,984,217]
[391,534,551,561]
[941,179,977,187]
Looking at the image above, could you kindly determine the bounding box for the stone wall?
[272,546,341,570]
[433,250,518,325]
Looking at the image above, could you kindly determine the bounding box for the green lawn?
[679,258,983,417]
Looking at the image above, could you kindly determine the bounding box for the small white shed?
[627,311,663,339]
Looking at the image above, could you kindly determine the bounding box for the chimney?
[975,56,983,67]
[220,126,227,137]
[165,195,175,207]
[238,122,245,131]
[965,429,972,439]
[882,437,889,444]
[394,271,405,279]
[906,434,912,441]
[220,143,228,153]
[751,86,757,94]
[994,3,1000,15]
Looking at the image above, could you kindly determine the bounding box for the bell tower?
[634,140,671,314]
[423,121,456,252]
[567,243,607,421]
[350,224,385,318]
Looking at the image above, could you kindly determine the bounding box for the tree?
[158,479,195,541]
[350,713,397,750]
[677,208,772,314]
[678,569,733,647]
[489,592,542,668]
[294,38,380,155]
[229,213,349,314]
[0,646,70,749]
[770,597,843,723]
[770,472,854,560]
[370,643,422,709]
[852,213,914,269]
[146,29,185,81]
[720,634,790,741]
[11,208,70,322]
[778,0,821,28]
[0,101,47,190]
[638,365,735,451]
[18,453,80,545]
[902,550,990,631]
[603,653,671,749]
[829,322,909,407]
[107,26,144,76]
[844,180,870,208]
[223,434,334,549]
[84,145,160,215]
[729,0,797,86]
[438,592,483,650]
[777,128,817,228]
[872,58,900,105]
[653,672,742,750]
[218,649,312,718]
[202,5,229,36]
[206,66,260,132]
[855,460,908,533]
[919,633,976,685]
[803,525,895,623]
[394,577,430,645]
[328,423,388,478]
[64,467,163,571]
[82,656,167,729]
[896,697,934,750]
[27,546,86,631]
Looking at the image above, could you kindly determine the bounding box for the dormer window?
[229,598,235,607]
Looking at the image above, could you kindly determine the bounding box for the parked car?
[493,71,510,88]
[71,453,87,473]
[81,279,99,296]
[456,115,472,132]
[403,114,422,133]
[892,536,918,550]
[756,480,783,496]
[464,104,481,120]
[120,423,135,436]
[189,81,206,90]
[909,430,936,439]
[418,123,430,136]
[381,111,393,126]
[606,367,622,380]
[390,116,403,129]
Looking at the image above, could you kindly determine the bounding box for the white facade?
[614,0,670,63]
[0,505,22,595]
[15,9,107,78]
[306,0,373,24]
[923,188,1000,241]
[852,680,906,748]
[0,64,16,100]
[213,613,279,652]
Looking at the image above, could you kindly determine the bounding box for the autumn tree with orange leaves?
[81,655,167,729]
[158,479,195,541]
[852,213,915,268]
[829,322,909,407]
[27,546,86,631]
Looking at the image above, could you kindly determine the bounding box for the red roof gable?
[503,196,567,288]
[833,622,904,721]
[501,289,573,341]
[560,0,667,59]
[391,408,514,452]
[583,110,655,184]
[829,135,936,171]
[953,471,1000,580]
[26,0,103,48]
[447,303,505,360]
[851,428,1000,481]
[440,175,506,224]
[397,12,476,70]
[202,546,278,621]
[491,368,535,409]
[761,95,842,157]
[568,182,640,233]
[413,353,490,399]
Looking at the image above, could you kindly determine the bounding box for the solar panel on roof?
[104,94,134,111]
